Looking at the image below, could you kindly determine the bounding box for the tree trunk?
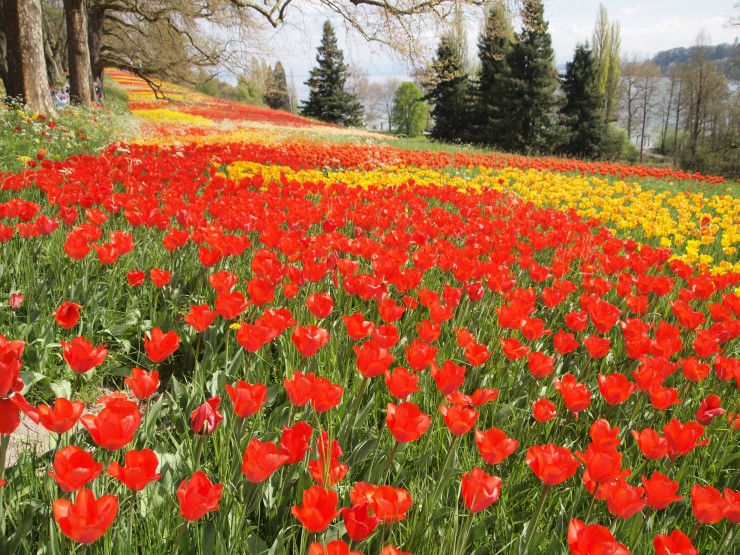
[673,87,682,167]
[87,4,105,84]
[4,0,55,115]
[64,0,93,105]
[0,1,8,88]
[660,76,675,153]
[639,85,649,163]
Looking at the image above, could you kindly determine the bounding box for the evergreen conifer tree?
[476,1,514,147]
[266,61,291,111]
[559,44,604,159]
[502,0,558,153]
[300,21,364,127]
[427,34,471,143]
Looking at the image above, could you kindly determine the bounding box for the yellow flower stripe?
[225,162,740,275]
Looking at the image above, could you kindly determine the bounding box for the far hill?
[652,42,740,80]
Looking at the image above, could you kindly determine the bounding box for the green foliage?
[604,123,638,163]
[194,75,264,106]
[427,34,472,143]
[559,44,605,159]
[0,93,133,174]
[390,82,427,137]
[497,0,558,153]
[475,2,514,147]
[300,21,364,127]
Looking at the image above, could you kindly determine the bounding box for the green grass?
[0,81,135,175]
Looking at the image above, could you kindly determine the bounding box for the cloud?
[620,5,644,17]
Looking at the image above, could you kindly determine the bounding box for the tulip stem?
[689,520,702,543]
[718,524,734,552]
[172,521,188,555]
[383,439,400,483]
[0,434,8,540]
[192,435,206,471]
[456,510,475,555]
[431,435,459,506]
[520,484,551,555]
[339,375,368,448]
[584,490,596,522]
[127,493,136,551]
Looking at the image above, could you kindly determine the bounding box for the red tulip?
[284,370,315,407]
[31,397,85,434]
[291,485,341,532]
[242,438,289,482]
[597,373,636,405]
[61,337,108,374]
[354,340,395,378]
[567,519,630,555]
[191,396,223,435]
[642,471,682,510]
[460,467,502,512]
[55,302,82,329]
[126,269,145,287]
[48,446,103,492]
[176,471,223,521]
[143,328,180,363]
[308,540,363,555]
[553,374,591,415]
[532,398,556,422]
[208,270,239,293]
[653,529,698,555]
[149,268,171,287]
[404,339,437,371]
[386,402,430,443]
[342,313,374,341]
[575,445,625,484]
[526,351,554,378]
[723,488,740,523]
[430,360,466,394]
[370,485,412,522]
[184,304,218,332]
[291,325,330,357]
[80,397,141,450]
[631,428,669,460]
[306,292,334,319]
[690,484,725,524]
[342,503,380,542]
[384,367,420,399]
[379,547,412,555]
[695,394,725,425]
[526,444,580,486]
[279,421,313,464]
[107,448,162,491]
[603,477,646,519]
[53,489,118,544]
[440,404,479,436]
[589,419,620,449]
[310,377,344,413]
[215,290,250,320]
[464,342,491,366]
[474,427,518,465]
[663,418,709,459]
[225,380,267,418]
[124,368,159,400]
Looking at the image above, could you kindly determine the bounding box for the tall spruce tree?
[503,0,558,153]
[266,61,291,111]
[559,44,604,159]
[300,21,364,127]
[476,1,514,147]
[427,33,471,143]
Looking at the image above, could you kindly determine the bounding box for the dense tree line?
[426,1,738,176]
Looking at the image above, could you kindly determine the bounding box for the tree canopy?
[391,81,427,136]
[300,21,364,127]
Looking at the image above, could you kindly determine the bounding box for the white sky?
[255,1,739,100]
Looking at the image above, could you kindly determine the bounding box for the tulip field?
[0,71,738,555]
